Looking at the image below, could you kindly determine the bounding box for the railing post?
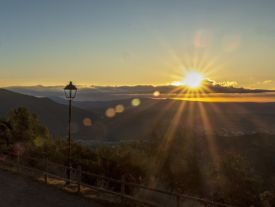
[77,165,82,193]
[96,176,100,187]
[16,154,20,172]
[121,175,126,203]
[97,175,103,188]
[44,157,48,184]
[176,194,180,207]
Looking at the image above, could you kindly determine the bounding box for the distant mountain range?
[5,84,274,102]
[1,88,275,145]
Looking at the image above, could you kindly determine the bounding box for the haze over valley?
[1,87,275,145]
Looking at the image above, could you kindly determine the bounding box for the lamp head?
[64,81,77,99]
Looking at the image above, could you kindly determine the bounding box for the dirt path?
[0,169,105,207]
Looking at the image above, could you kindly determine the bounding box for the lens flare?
[105,108,116,118]
[83,118,92,126]
[115,104,125,113]
[131,98,141,107]
[153,91,160,97]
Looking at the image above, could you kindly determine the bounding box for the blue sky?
[0,0,275,88]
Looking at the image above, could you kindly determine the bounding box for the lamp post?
[64,81,77,183]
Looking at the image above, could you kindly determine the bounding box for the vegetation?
[0,107,49,153]
[0,107,275,206]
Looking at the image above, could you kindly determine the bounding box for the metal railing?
[0,153,234,207]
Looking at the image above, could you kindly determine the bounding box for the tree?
[260,191,275,207]
[219,153,262,206]
[0,119,12,148]
[7,107,49,145]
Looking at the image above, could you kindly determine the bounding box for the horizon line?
[2,84,275,91]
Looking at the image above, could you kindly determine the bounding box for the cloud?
[215,81,239,87]
[262,80,273,84]
[250,80,274,88]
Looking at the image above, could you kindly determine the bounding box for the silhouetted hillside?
[0,89,104,139]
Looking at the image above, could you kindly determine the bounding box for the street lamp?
[64,81,77,183]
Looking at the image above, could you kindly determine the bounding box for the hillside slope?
[0,89,105,140]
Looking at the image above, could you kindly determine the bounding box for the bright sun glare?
[183,71,204,88]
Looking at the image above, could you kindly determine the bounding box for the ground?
[0,169,105,207]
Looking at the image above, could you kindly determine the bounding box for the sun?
[183,71,204,88]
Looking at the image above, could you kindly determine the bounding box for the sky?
[0,0,275,89]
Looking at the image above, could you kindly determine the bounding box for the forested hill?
[0,89,102,139]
